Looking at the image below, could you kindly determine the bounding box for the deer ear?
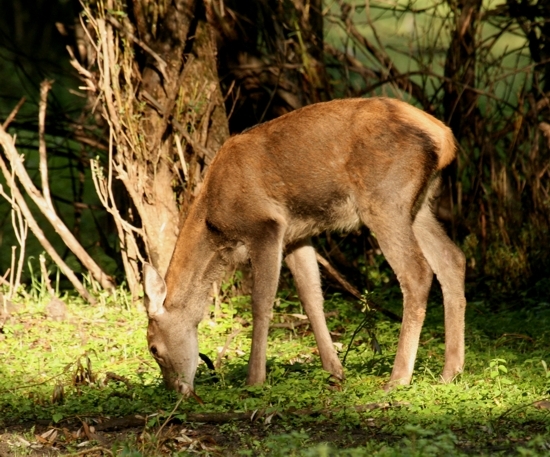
[143,263,167,317]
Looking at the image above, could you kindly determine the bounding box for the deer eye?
[149,345,159,358]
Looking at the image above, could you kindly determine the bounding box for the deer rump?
[144,97,467,396]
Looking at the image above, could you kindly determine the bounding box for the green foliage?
[0,279,549,455]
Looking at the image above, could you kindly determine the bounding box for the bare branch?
[0,126,115,292]
[90,132,143,297]
[328,2,432,109]
[0,133,95,304]
[38,80,54,208]
[315,252,361,300]
[97,18,122,135]
[2,97,26,130]
[316,252,401,322]
[141,89,213,160]
[105,15,168,81]
[11,204,27,297]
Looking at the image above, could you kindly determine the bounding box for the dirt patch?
[0,417,376,455]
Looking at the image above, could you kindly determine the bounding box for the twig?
[39,254,56,296]
[332,2,431,109]
[215,327,242,370]
[94,401,407,430]
[270,311,339,330]
[0,132,96,304]
[69,445,113,456]
[107,132,142,294]
[325,42,521,112]
[38,80,54,207]
[10,204,27,297]
[315,252,401,322]
[72,133,108,150]
[2,97,26,130]
[174,133,189,182]
[141,90,212,159]
[152,55,195,157]
[315,252,361,300]
[97,18,122,135]
[89,131,142,297]
[342,306,379,365]
[0,125,115,292]
[105,15,168,81]
[155,396,184,439]
[0,184,28,298]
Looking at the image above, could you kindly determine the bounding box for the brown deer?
[143,97,467,396]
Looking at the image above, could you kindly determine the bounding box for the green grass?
[0,281,549,456]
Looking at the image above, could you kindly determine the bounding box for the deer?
[143,97,467,397]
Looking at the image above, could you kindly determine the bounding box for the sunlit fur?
[143,97,466,394]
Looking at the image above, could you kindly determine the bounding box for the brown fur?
[143,97,466,394]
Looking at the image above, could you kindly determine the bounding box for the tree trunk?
[77,0,229,291]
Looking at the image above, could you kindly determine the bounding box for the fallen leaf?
[40,428,58,442]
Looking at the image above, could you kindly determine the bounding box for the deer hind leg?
[362,209,434,389]
[246,220,286,385]
[413,199,466,382]
[285,239,344,381]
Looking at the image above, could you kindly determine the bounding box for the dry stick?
[1,97,26,130]
[315,252,362,300]
[72,133,107,150]
[94,401,407,431]
[269,311,339,330]
[97,19,122,135]
[39,254,56,296]
[38,80,54,208]
[151,54,195,157]
[0,270,11,288]
[1,84,115,291]
[270,311,339,330]
[0,186,21,299]
[315,252,401,322]
[70,446,114,457]
[215,327,242,370]
[155,396,184,439]
[0,132,115,292]
[141,90,212,160]
[10,202,27,296]
[105,15,168,81]
[0,135,95,303]
[90,132,143,296]
[174,133,189,182]
[9,246,15,297]
[107,150,141,301]
[65,45,97,93]
[2,232,20,297]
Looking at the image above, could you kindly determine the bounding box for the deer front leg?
[246,222,285,385]
[285,239,344,381]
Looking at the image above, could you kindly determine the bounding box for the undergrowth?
[0,278,549,456]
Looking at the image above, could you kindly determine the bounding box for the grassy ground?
[0,277,549,456]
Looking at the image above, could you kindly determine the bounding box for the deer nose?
[174,378,203,402]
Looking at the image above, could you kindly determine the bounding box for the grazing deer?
[143,97,467,396]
